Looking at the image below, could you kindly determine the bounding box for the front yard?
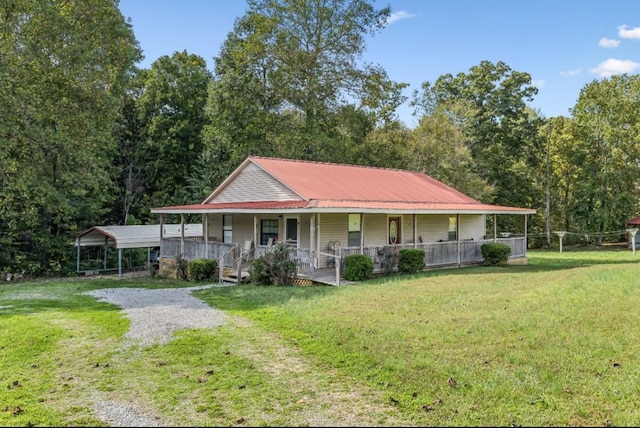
[1,249,640,426]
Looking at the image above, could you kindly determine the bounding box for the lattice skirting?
[292,277,314,286]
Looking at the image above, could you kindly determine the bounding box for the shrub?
[377,246,398,275]
[343,253,373,281]
[481,243,511,266]
[176,255,189,280]
[249,240,297,285]
[398,248,425,274]
[188,258,218,282]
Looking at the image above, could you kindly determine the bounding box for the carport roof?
[75,224,202,249]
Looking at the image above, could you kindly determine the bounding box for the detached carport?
[75,224,202,278]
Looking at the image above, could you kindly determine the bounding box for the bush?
[377,246,398,275]
[481,243,511,266]
[176,255,189,280]
[343,253,373,281]
[398,248,425,274]
[249,240,297,285]
[188,258,218,282]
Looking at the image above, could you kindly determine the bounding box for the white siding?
[459,215,486,240]
[417,215,452,242]
[363,214,387,246]
[212,162,301,203]
[206,214,222,241]
[402,214,415,244]
[205,214,255,245]
[299,214,310,248]
[318,213,348,267]
[416,214,486,242]
[232,214,255,245]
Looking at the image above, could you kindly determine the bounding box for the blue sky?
[118,0,640,129]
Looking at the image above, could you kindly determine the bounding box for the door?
[285,217,298,247]
[388,216,401,245]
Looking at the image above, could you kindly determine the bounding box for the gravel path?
[82,284,229,426]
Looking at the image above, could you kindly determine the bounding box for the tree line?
[2,0,640,276]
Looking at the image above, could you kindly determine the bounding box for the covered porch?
[160,222,527,285]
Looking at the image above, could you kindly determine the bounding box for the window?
[448,216,457,241]
[348,214,361,247]
[261,219,278,245]
[223,215,233,244]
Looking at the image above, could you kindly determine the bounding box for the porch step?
[221,270,250,284]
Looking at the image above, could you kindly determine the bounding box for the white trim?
[151,207,536,215]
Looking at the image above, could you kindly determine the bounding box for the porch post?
[76,237,81,273]
[360,213,364,253]
[336,246,341,286]
[253,215,258,250]
[413,214,417,248]
[118,248,122,279]
[457,214,461,267]
[524,214,528,256]
[103,236,108,270]
[159,214,165,260]
[180,213,185,255]
[310,213,316,269]
[204,214,209,259]
[493,214,497,242]
[317,213,321,267]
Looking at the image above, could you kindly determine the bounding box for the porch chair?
[241,238,253,261]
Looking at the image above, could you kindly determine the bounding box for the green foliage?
[412,60,544,210]
[398,248,425,274]
[343,254,373,281]
[176,256,189,280]
[481,242,511,266]
[248,240,297,285]
[188,258,218,282]
[136,51,212,213]
[376,246,398,275]
[0,0,141,275]
[201,0,405,186]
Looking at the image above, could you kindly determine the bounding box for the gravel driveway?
[82,284,229,426]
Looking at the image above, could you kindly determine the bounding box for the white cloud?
[589,58,640,77]
[386,11,416,25]
[560,68,582,77]
[618,24,640,39]
[599,37,620,48]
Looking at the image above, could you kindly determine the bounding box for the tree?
[0,0,141,274]
[570,75,640,245]
[136,51,212,216]
[202,0,406,187]
[411,60,545,232]
[407,100,494,201]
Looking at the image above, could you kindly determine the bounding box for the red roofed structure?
[151,157,536,284]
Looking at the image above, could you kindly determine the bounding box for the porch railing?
[161,238,236,266]
[161,237,527,278]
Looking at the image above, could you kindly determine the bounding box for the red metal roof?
[252,156,478,204]
[151,157,536,215]
[627,216,640,225]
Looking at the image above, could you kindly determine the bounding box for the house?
[151,156,536,285]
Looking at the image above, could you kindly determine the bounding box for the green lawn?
[2,249,640,426]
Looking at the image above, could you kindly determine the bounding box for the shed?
[75,224,202,278]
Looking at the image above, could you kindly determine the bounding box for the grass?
[2,249,640,426]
